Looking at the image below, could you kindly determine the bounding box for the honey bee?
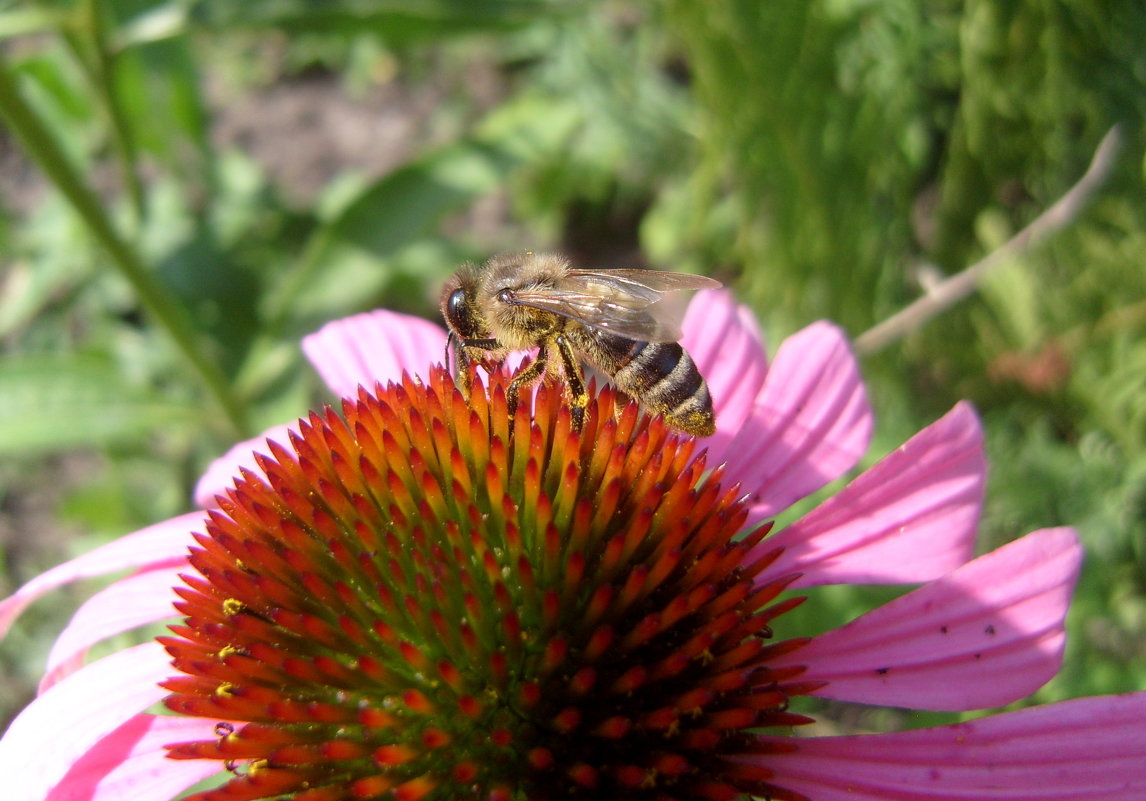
[440,252,721,436]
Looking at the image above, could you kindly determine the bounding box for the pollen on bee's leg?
[568,403,585,432]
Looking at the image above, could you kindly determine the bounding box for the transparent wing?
[507,268,721,342]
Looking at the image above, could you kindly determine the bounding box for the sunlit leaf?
[0,358,198,456]
[197,0,564,41]
[269,93,580,325]
[0,8,67,40]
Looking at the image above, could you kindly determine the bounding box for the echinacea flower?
[1,290,1143,801]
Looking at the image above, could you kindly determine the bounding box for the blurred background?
[1,0,1143,735]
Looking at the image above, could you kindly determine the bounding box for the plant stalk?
[0,53,248,437]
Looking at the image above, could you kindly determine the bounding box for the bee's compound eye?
[446,289,467,326]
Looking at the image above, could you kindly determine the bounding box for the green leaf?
[268,93,580,326]
[0,8,68,40]
[112,37,210,165]
[0,357,198,456]
[197,0,564,41]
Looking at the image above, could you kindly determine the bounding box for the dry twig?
[854,126,1124,356]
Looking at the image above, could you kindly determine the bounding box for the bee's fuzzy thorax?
[478,252,572,351]
[481,251,571,291]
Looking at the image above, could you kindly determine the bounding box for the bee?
[440,252,721,436]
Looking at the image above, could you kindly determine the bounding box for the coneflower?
[2,291,1142,801]
[164,367,815,801]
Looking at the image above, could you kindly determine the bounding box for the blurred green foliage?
[0,0,1143,729]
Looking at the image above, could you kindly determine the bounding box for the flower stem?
[0,53,249,437]
[75,0,146,222]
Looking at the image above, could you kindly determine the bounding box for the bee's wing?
[509,269,721,342]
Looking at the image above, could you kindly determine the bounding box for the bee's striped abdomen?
[600,335,716,437]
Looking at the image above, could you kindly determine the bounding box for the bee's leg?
[462,338,501,350]
[455,352,474,402]
[456,337,502,402]
[553,335,587,431]
[446,332,470,400]
[506,347,548,420]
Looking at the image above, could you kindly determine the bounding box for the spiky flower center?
[162,367,814,801]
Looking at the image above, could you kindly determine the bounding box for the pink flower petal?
[0,641,172,801]
[300,308,448,399]
[0,512,202,639]
[196,309,446,507]
[765,402,984,587]
[773,528,1082,710]
[193,422,296,508]
[680,290,768,461]
[754,692,1146,800]
[41,565,185,691]
[46,714,222,801]
[725,322,872,522]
